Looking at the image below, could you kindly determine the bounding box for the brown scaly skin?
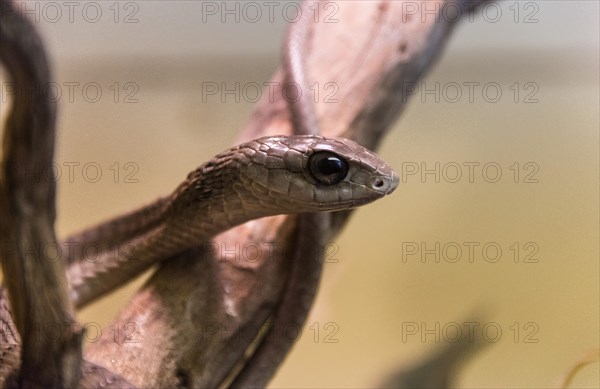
[1,5,397,385]
[66,135,398,308]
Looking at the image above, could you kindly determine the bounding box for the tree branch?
[85,1,486,387]
[1,0,493,387]
[0,1,81,385]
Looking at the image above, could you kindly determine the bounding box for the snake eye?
[308,151,349,185]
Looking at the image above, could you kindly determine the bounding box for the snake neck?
[160,147,277,247]
[66,146,274,265]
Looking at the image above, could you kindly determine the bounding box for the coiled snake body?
[0,0,398,385]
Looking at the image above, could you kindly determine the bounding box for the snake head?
[239,135,399,212]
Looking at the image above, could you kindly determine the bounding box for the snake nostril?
[373,178,385,189]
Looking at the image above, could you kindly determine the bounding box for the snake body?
[1,0,398,384]
[66,135,398,308]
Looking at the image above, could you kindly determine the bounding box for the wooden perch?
[1,0,492,387]
[84,1,488,387]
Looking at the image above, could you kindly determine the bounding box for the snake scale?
[0,0,398,385]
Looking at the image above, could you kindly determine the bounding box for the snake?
[65,135,398,308]
[0,0,398,384]
[63,0,398,309]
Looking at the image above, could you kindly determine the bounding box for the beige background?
[1,1,598,387]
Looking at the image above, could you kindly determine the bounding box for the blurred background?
[1,1,598,387]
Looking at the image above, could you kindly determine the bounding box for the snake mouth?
[304,196,382,211]
[299,176,398,211]
[339,198,376,209]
